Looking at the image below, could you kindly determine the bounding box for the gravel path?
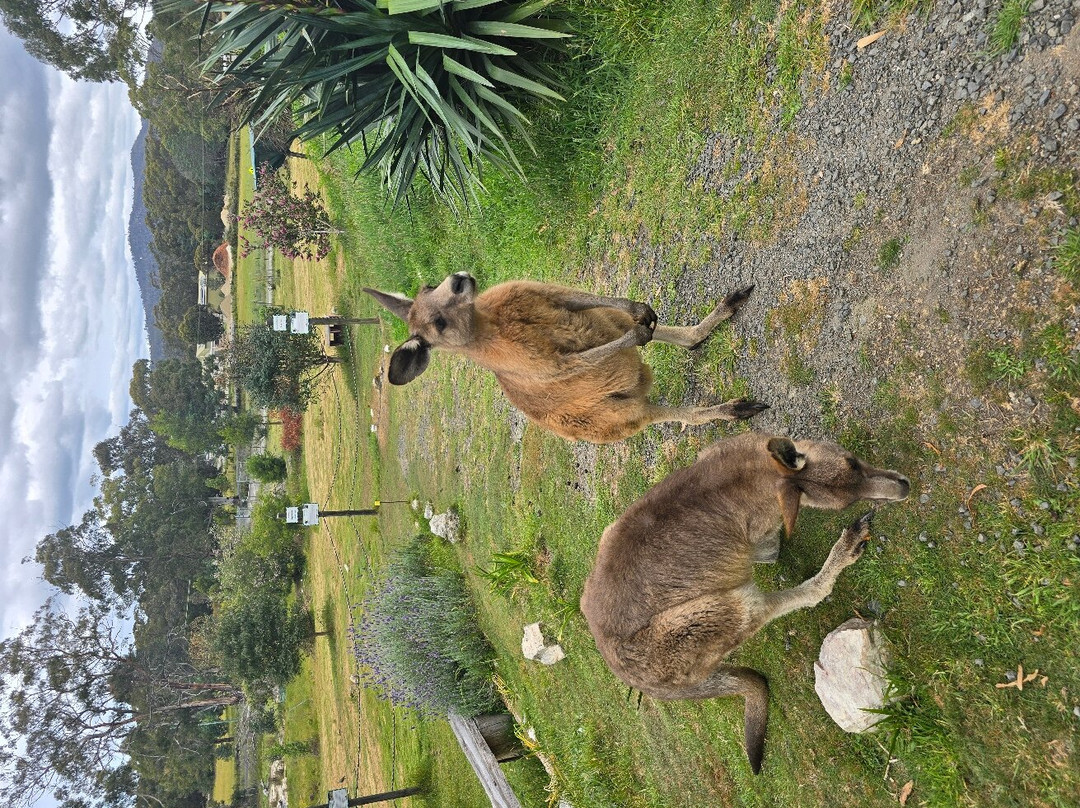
[661,0,1080,443]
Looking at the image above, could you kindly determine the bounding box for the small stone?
[920,493,931,504]
[521,623,546,660]
[1050,103,1067,121]
[537,644,566,665]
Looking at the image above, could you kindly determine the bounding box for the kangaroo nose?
[451,273,474,295]
[895,475,911,500]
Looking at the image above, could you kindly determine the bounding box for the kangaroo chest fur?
[462,283,652,440]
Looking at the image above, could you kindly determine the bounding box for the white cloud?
[0,27,147,638]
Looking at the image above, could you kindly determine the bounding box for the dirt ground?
[622,0,1079,453]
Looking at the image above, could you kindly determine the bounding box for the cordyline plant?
[239,164,342,261]
[191,0,570,208]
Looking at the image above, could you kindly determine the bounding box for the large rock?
[522,622,565,665]
[814,617,892,733]
[429,509,461,543]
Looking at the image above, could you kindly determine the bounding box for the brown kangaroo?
[364,273,767,443]
[580,433,910,773]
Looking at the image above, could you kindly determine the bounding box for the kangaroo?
[364,273,767,443]
[580,433,910,773]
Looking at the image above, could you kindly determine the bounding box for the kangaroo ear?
[777,481,802,538]
[388,338,431,385]
[364,288,414,322]
[767,437,806,471]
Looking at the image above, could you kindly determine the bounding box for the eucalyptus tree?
[0,598,241,808]
[0,0,149,83]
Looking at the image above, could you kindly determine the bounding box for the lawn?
[257,0,1080,805]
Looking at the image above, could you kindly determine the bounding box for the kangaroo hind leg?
[645,398,769,430]
[652,284,755,349]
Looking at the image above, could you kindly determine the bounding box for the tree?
[179,305,226,345]
[245,453,287,483]
[128,358,224,453]
[218,410,263,448]
[212,589,314,688]
[0,599,242,808]
[33,510,131,606]
[239,165,340,261]
[0,0,149,84]
[220,316,343,411]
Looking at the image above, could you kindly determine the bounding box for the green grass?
[989,0,1032,54]
[264,1,1080,806]
[878,236,906,271]
[234,127,260,327]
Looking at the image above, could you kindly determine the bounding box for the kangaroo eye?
[434,316,447,332]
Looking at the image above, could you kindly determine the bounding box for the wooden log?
[447,712,524,808]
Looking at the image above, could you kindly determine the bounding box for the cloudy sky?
[0,25,148,639]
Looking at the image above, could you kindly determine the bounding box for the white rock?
[537,644,566,665]
[423,502,435,519]
[429,510,461,542]
[522,622,546,660]
[814,617,892,733]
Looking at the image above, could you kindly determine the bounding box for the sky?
[0,24,148,640]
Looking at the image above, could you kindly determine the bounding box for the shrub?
[354,535,498,717]
[196,0,570,207]
[278,409,303,452]
[246,453,288,483]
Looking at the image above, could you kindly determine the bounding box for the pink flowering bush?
[239,165,340,261]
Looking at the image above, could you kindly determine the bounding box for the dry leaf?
[857,30,886,49]
[899,781,914,805]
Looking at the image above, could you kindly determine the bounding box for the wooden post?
[309,316,380,325]
[309,787,422,808]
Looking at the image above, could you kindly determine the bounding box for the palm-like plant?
[195,0,570,207]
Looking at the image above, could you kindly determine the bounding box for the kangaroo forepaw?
[628,301,658,330]
[837,511,874,561]
[723,283,755,312]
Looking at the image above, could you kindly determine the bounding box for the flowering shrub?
[353,536,498,718]
[278,408,303,453]
[239,165,340,261]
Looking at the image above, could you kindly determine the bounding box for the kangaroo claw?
[732,399,770,420]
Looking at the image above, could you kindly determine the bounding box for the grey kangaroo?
[580,433,910,773]
[364,273,767,443]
